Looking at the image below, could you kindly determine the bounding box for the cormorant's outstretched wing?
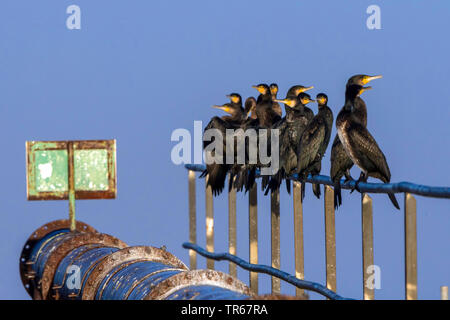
[347,123,391,183]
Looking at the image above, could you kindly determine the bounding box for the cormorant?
[263,85,314,193]
[234,84,283,193]
[229,96,259,192]
[336,84,400,209]
[330,74,382,208]
[263,92,315,195]
[253,84,281,127]
[202,98,247,196]
[270,83,283,117]
[296,93,334,201]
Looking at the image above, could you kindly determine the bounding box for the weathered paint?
[20,220,252,301]
[26,140,117,200]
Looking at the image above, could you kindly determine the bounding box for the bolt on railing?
[185,164,450,299]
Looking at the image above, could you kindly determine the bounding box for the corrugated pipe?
[19,220,253,300]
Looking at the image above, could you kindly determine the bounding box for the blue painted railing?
[185,164,450,199]
[183,242,352,300]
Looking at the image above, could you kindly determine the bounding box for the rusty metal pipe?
[19,219,252,300]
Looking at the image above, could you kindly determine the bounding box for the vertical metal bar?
[405,193,417,300]
[67,141,76,232]
[441,286,448,300]
[361,193,374,300]
[188,170,197,270]
[249,183,258,294]
[271,189,281,294]
[324,185,336,293]
[205,175,214,270]
[228,174,237,278]
[293,182,305,297]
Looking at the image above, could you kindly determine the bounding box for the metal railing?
[185,163,450,300]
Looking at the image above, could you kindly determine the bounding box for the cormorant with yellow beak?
[201,97,247,196]
[336,84,400,209]
[330,74,382,208]
[264,91,315,194]
[296,93,334,200]
[262,85,314,193]
[270,83,283,117]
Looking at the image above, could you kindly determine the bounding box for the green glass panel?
[35,150,68,192]
[74,149,109,190]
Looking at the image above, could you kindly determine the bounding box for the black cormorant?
[330,74,382,208]
[263,92,315,195]
[202,99,247,196]
[296,93,334,200]
[336,84,400,209]
[270,83,283,117]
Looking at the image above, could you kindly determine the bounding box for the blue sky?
[0,1,449,299]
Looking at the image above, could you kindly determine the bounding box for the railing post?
[404,193,417,300]
[249,183,258,294]
[205,175,214,270]
[361,193,374,300]
[324,185,337,294]
[271,189,281,294]
[441,286,449,300]
[293,181,305,297]
[188,170,197,270]
[228,174,237,278]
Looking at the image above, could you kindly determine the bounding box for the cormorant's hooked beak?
[252,85,266,94]
[275,98,296,108]
[295,86,314,95]
[302,99,315,104]
[358,86,372,96]
[212,105,232,114]
[364,75,382,84]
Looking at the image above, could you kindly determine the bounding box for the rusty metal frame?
[205,175,214,270]
[143,269,252,300]
[324,185,337,294]
[82,246,188,300]
[26,140,117,200]
[19,219,97,299]
[248,183,258,294]
[293,182,305,297]
[40,232,127,299]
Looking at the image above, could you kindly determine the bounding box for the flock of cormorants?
[201,74,400,210]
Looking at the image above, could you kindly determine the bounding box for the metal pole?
[405,193,417,300]
[67,141,76,232]
[441,286,448,300]
[361,194,374,300]
[228,174,237,278]
[324,185,337,294]
[271,189,280,294]
[188,170,197,270]
[205,175,214,270]
[249,183,258,294]
[293,182,305,297]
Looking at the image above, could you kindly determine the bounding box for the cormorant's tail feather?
[285,179,291,195]
[388,193,400,210]
[245,168,256,193]
[261,175,270,192]
[200,170,207,178]
[334,182,342,210]
[264,170,283,196]
[301,181,306,202]
[312,183,321,199]
[206,164,228,196]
